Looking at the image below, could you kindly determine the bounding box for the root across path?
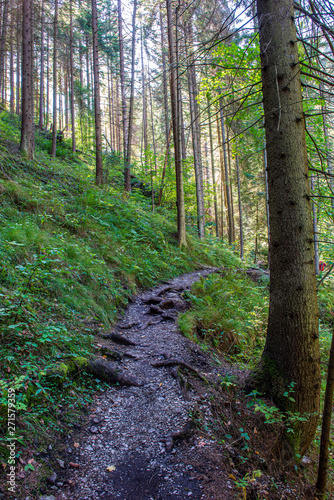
[48,268,236,500]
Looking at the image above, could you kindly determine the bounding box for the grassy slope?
[0,111,240,462]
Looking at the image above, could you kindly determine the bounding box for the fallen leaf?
[106,465,116,472]
[228,474,236,480]
[69,462,80,468]
[159,383,162,387]
[253,427,258,434]
[74,442,80,448]
[102,355,107,359]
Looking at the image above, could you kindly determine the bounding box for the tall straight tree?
[38,0,45,129]
[166,0,186,247]
[51,0,58,158]
[69,0,76,152]
[20,0,34,159]
[91,0,103,185]
[117,0,127,170]
[0,0,9,102]
[124,0,137,193]
[256,0,321,456]
[185,20,205,239]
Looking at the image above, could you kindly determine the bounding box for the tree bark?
[91,0,103,185]
[124,0,138,192]
[159,4,169,155]
[0,0,9,103]
[51,0,58,158]
[20,0,34,159]
[166,0,187,247]
[9,8,14,113]
[315,328,334,498]
[219,99,233,244]
[69,0,76,152]
[117,0,127,171]
[236,153,244,259]
[185,21,205,239]
[38,0,45,129]
[256,0,321,456]
[141,27,148,170]
[207,98,219,237]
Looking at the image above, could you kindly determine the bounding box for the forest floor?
[25,269,323,500]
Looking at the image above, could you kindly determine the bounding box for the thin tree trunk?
[124,0,137,192]
[185,21,205,239]
[0,0,9,102]
[117,0,127,166]
[51,0,58,157]
[207,97,219,237]
[141,28,148,169]
[91,0,103,185]
[219,98,233,244]
[15,13,20,115]
[20,0,34,159]
[311,175,320,275]
[235,153,244,259]
[159,4,169,153]
[39,0,45,129]
[46,31,49,126]
[116,78,121,153]
[316,327,334,498]
[157,122,172,206]
[69,0,76,152]
[320,91,334,219]
[9,13,14,113]
[166,0,186,247]
[263,144,270,267]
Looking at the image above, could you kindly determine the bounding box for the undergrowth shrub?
[179,270,269,362]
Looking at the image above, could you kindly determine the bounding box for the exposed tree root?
[44,357,142,387]
[101,332,138,346]
[163,421,193,452]
[151,358,207,382]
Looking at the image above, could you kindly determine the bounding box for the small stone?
[47,472,57,485]
[90,426,99,434]
[85,445,94,451]
[39,496,57,500]
[56,459,65,468]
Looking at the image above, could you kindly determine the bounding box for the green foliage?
[179,271,268,360]
[0,110,239,458]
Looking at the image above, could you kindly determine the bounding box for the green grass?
[179,270,269,362]
[0,110,241,464]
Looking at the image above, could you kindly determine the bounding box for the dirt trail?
[46,268,236,500]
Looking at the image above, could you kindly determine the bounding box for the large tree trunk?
[166,0,186,247]
[91,0,103,185]
[20,0,34,159]
[51,0,58,158]
[256,0,321,456]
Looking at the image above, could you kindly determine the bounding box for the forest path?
[52,268,238,500]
